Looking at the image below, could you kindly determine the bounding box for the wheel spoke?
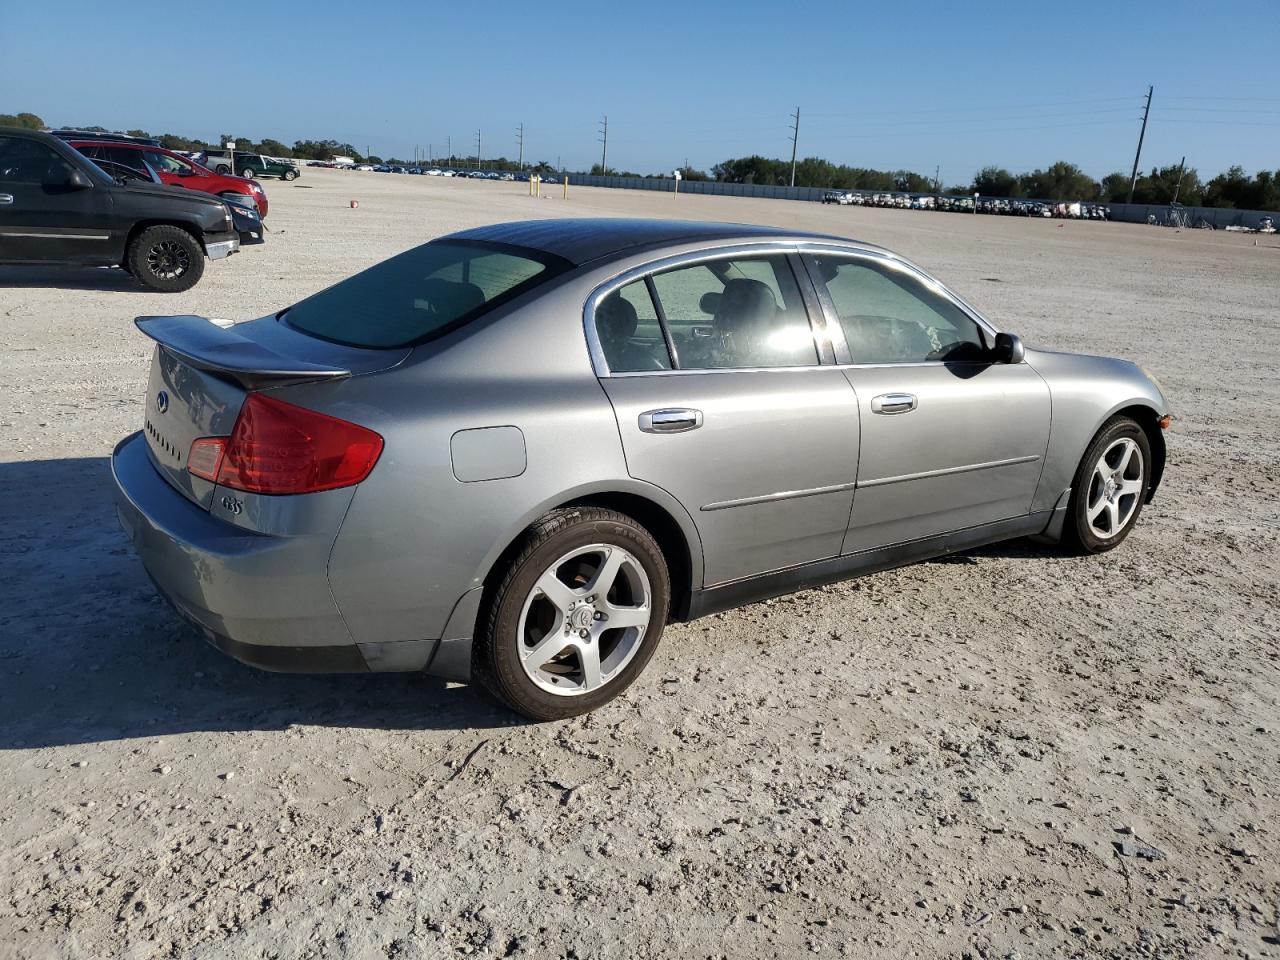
[602,603,649,630]
[1105,500,1121,534]
[1087,495,1108,521]
[523,628,569,669]
[586,548,625,597]
[1115,440,1137,477]
[534,569,579,615]
[1118,477,1144,497]
[578,642,602,689]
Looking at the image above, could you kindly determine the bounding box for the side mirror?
[992,331,1025,364]
[67,168,94,190]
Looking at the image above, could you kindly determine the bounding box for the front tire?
[126,225,204,293]
[282,169,297,181]
[474,507,670,721]
[1064,416,1151,553]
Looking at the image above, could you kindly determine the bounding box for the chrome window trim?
[795,243,1000,366]
[584,240,828,378]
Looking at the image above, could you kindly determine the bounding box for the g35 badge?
[220,495,244,516]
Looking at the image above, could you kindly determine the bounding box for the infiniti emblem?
[155,390,169,414]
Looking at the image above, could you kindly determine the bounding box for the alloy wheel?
[1085,437,1144,539]
[146,240,190,280]
[516,544,652,696]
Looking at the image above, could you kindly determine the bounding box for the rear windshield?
[283,240,568,348]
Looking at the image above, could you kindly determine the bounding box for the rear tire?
[474,507,670,721]
[1063,416,1151,554]
[126,225,204,293]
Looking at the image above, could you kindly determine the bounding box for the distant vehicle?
[110,218,1170,720]
[238,154,298,181]
[390,166,406,174]
[355,164,374,171]
[331,155,355,166]
[425,168,443,176]
[822,191,854,205]
[373,165,391,173]
[0,128,238,291]
[50,129,162,147]
[67,139,268,216]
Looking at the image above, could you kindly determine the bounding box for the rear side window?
[284,241,568,348]
[0,136,73,185]
[594,280,672,373]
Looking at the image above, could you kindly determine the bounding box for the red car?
[68,140,268,217]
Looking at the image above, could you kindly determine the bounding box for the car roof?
[445,218,876,266]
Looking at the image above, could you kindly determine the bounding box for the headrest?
[714,278,777,331]
[597,292,638,342]
[418,278,485,318]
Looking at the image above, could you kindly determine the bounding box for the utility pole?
[1127,85,1154,204]
[516,123,524,171]
[475,128,481,170]
[598,115,608,175]
[933,165,941,193]
[446,136,451,165]
[788,107,800,188]
[1172,155,1187,204]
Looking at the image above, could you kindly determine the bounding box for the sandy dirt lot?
[1,169,1277,960]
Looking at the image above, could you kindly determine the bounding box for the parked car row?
[823,189,1111,220]
[1,128,242,292]
[305,161,558,182]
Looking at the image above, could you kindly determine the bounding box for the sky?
[4,0,1279,182]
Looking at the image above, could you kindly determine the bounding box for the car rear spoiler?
[135,315,351,388]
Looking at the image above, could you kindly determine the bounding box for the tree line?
[5,111,1277,209]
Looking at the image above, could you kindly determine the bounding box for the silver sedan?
[112,219,1171,720]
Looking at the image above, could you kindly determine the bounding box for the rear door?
[0,135,116,264]
[802,251,1051,553]
[595,250,860,586]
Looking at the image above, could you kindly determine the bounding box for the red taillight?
[188,394,383,495]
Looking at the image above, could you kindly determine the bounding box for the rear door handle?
[638,408,703,433]
[871,393,917,415]
[0,194,13,204]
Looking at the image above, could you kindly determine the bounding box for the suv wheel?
[474,507,670,721]
[215,164,230,175]
[282,169,297,181]
[126,225,205,293]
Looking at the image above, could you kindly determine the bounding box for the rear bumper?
[204,232,239,260]
[110,431,366,672]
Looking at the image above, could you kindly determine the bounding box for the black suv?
[0,128,239,292]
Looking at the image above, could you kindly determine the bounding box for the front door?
[802,251,1051,553]
[0,135,115,263]
[594,252,859,586]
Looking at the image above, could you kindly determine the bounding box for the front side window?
[810,255,986,363]
[284,241,567,348]
[648,255,817,369]
[594,280,672,372]
[144,150,192,175]
[0,136,73,185]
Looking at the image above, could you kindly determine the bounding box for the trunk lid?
[137,314,408,509]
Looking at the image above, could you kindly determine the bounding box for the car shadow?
[0,456,519,751]
[923,537,1059,564]
[0,265,151,292]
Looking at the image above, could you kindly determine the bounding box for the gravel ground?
[1,170,1277,960]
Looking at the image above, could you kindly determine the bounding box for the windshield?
[283,240,570,348]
